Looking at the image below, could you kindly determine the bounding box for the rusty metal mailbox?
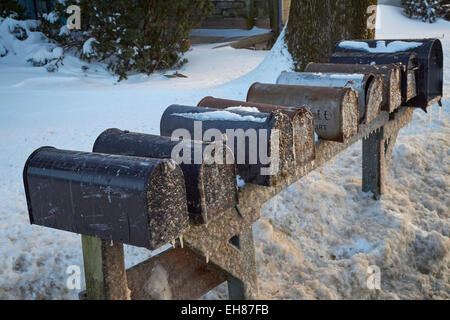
[23,147,189,250]
[305,62,402,113]
[276,72,383,125]
[247,83,359,143]
[197,97,315,167]
[160,104,295,186]
[93,129,238,225]
[330,39,443,109]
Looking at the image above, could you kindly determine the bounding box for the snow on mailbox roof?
[173,110,267,123]
[225,106,261,113]
[339,40,422,53]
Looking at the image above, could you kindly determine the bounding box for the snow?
[58,25,70,37]
[82,38,97,58]
[338,40,423,53]
[42,12,59,24]
[0,5,449,300]
[225,106,261,113]
[143,264,172,300]
[173,110,267,123]
[27,47,63,66]
[236,175,246,188]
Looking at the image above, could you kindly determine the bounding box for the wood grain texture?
[82,235,130,300]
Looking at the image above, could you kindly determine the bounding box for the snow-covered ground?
[0,5,448,299]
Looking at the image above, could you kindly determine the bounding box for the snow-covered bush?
[402,0,447,23]
[0,15,65,72]
[27,47,64,69]
[40,0,212,80]
[0,17,37,59]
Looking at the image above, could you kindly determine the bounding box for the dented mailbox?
[247,83,359,143]
[23,147,189,249]
[331,39,443,109]
[305,62,402,113]
[197,97,315,167]
[160,104,295,186]
[276,72,383,124]
[93,129,238,224]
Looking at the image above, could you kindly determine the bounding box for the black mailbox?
[330,49,418,104]
[23,147,189,249]
[160,105,295,186]
[331,39,443,109]
[93,129,238,225]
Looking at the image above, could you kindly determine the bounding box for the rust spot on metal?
[247,83,359,143]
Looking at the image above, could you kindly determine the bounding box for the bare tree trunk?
[286,0,377,70]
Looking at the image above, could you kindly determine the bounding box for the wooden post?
[227,226,258,300]
[81,235,130,300]
[269,0,282,38]
[362,128,385,199]
[362,127,399,200]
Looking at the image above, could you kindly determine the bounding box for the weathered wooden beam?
[226,227,258,300]
[200,18,270,30]
[212,33,274,50]
[362,128,385,199]
[237,107,414,209]
[229,33,274,49]
[362,126,400,199]
[126,247,227,300]
[81,235,130,300]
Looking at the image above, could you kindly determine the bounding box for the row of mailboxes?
[23,38,443,251]
[23,102,313,249]
[24,133,240,249]
[330,39,443,110]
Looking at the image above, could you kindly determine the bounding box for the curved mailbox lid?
[160,104,295,186]
[23,147,189,250]
[247,82,359,143]
[197,96,315,167]
[276,71,382,123]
